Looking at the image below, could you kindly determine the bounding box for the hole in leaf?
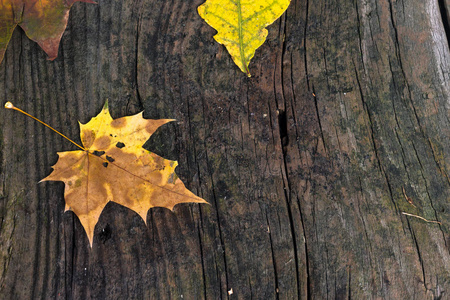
[103,162,108,168]
[106,156,115,162]
[93,150,105,156]
[116,142,125,148]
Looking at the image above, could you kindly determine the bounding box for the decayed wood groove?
[0,0,449,298]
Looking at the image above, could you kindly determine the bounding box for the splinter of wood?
[401,212,441,224]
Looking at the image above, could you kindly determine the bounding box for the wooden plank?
[0,0,449,298]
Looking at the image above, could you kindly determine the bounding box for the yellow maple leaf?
[198,0,291,76]
[39,102,207,246]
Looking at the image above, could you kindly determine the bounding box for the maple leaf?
[41,102,207,246]
[198,0,290,76]
[0,0,95,64]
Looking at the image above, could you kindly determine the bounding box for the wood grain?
[1,0,449,298]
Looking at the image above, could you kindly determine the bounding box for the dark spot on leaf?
[93,150,105,157]
[111,118,127,128]
[168,172,175,184]
[103,162,108,168]
[116,142,125,148]
[82,129,96,148]
[106,155,115,162]
[94,136,111,149]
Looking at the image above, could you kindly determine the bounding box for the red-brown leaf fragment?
[0,0,95,64]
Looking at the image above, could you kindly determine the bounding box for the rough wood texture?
[1,0,449,298]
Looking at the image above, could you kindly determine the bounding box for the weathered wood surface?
[1,0,449,298]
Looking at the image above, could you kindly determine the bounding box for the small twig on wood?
[402,186,416,208]
[401,212,441,224]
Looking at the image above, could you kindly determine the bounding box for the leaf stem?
[4,102,86,151]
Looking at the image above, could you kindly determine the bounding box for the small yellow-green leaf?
[198,0,290,76]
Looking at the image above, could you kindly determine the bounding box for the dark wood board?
[1,0,449,298]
